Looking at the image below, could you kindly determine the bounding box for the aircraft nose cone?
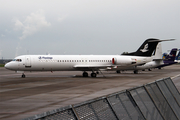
[5,63,10,69]
[5,62,15,70]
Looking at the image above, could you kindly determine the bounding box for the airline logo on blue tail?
[38,56,53,59]
[140,44,149,52]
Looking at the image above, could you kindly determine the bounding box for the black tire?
[116,70,120,73]
[22,74,26,78]
[91,73,96,77]
[83,72,88,77]
[134,70,138,74]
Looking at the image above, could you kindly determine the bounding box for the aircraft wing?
[73,64,138,71]
[73,65,111,71]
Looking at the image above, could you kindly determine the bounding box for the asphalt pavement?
[0,64,179,120]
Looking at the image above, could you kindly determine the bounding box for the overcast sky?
[0,0,179,59]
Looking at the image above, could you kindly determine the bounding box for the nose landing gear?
[134,70,138,74]
[22,73,26,78]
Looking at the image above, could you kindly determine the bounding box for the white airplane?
[5,38,173,78]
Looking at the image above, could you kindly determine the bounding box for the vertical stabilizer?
[153,43,162,60]
[164,48,178,62]
[175,49,180,60]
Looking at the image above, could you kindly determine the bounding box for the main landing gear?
[91,73,97,77]
[82,71,97,77]
[83,72,88,77]
[22,73,26,78]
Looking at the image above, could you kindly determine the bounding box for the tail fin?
[175,49,180,60]
[153,43,162,60]
[164,48,178,62]
[123,38,175,57]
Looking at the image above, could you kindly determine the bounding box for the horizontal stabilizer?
[148,39,175,42]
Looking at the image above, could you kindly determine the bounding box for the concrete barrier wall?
[23,77,180,120]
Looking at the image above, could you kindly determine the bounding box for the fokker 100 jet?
[5,38,174,78]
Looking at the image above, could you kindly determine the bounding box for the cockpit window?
[12,59,22,62]
[16,59,22,62]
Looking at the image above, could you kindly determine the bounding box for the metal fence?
[23,77,180,120]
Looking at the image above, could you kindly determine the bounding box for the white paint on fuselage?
[5,55,153,72]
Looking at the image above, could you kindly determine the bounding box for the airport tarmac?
[0,64,180,120]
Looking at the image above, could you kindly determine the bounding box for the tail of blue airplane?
[175,49,180,60]
[164,48,178,63]
[156,48,178,69]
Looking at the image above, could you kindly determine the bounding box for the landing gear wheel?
[83,72,88,77]
[96,71,99,74]
[91,73,97,77]
[116,70,121,73]
[148,69,151,71]
[22,74,26,78]
[134,70,138,74]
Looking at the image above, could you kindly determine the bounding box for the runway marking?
[0,74,21,77]
[171,73,180,79]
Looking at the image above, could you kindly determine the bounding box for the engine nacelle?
[112,57,136,65]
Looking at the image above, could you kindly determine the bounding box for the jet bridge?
[23,77,180,120]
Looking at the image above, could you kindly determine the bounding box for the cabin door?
[25,56,31,67]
